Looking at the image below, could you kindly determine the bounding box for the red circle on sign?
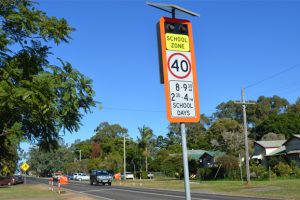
[167,53,192,79]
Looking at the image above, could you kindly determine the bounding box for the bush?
[198,168,212,180]
[140,171,148,179]
[292,167,300,178]
[251,164,268,179]
[268,156,288,169]
[161,156,183,178]
[216,155,240,180]
[274,162,292,177]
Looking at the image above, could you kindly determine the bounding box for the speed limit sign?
[167,52,192,79]
[157,17,200,123]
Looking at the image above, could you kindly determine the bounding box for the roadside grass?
[0,183,96,200]
[115,178,300,200]
[0,184,60,200]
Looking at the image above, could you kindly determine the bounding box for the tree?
[166,115,212,151]
[138,125,154,172]
[28,143,74,176]
[92,122,128,155]
[213,96,289,127]
[288,97,300,114]
[208,118,244,154]
[0,0,96,172]
[255,113,300,139]
[213,100,243,123]
[261,132,285,141]
[251,95,289,126]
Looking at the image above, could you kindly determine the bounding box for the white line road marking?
[80,189,114,192]
[113,188,212,200]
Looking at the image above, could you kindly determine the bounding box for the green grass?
[198,179,300,199]
[0,184,60,200]
[115,178,300,200]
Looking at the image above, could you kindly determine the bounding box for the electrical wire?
[245,63,300,90]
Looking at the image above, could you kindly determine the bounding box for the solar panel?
[147,2,200,17]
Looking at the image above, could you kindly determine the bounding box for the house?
[252,140,286,165]
[283,135,300,166]
[187,150,225,167]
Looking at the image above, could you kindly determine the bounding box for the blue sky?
[22,0,300,151]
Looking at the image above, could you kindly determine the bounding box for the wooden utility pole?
[124,133,126,180]
[235,87,255,185]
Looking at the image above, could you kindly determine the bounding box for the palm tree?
[137,125,153,173]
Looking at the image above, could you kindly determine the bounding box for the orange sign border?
[159,17,200,123]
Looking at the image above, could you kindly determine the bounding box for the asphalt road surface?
[27,177,275,200]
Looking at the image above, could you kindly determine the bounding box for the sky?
[21,0,300,152]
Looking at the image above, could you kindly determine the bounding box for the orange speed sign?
[157,17,200,123]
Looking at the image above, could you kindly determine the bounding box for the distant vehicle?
[73,172,84,180]
[52,172,63,181]
[12,175,24,184]
[0,176,14,186]
[147,172,154,179]
[67,174,74,180]
[90,170,113,186]
[122,172,134,180]
[75,173,89,181]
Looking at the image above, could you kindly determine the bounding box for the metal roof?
[187,150,225,159]
[283,134,300,145]
[287,150,300,154]
[266,146,286,156]
[255,140,286,148]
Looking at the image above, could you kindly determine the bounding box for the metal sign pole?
[147,3,199,199]
[172,8,191,200]
[181,123,191,200]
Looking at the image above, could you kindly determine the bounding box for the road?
[28,177,275,200]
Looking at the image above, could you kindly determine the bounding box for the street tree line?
[27,96,300,179]
[1,0,300,179]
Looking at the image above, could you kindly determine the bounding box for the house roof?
[266,146,286,156]
[255,140,286,148]
[283,135,300,145]
[287,150,300,154]
[187,150,225,160]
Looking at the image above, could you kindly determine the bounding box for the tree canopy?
[0,0,95,174]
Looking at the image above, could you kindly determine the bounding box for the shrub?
[216,155,240,180]
[198,168,212,180]
[251,164,268,179]
[292,167,300,178]
[274,162,292,177]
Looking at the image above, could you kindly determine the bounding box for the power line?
[245,63,300,89]
[247,80,300,100]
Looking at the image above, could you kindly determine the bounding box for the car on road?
[147,172,154,179]
[0,176,14,186]
[122,172,134,180]
[52,172,63,181]
[67,174,74,180]
[75,173,89,181]
[12,175,24,184]
[73,172,85,180]
[90,170,113,186]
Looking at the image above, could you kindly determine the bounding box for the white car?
[125,172,134,180]
[147,172,154,179]
[75,173,90,181]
